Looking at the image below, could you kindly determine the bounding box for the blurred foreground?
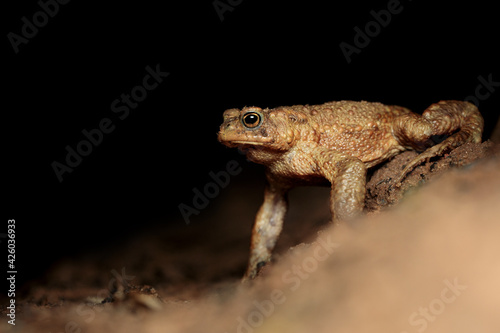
[3,143,500,333]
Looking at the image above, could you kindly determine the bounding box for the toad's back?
[290,101,412,167]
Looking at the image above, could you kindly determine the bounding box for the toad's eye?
[242,112,262,129]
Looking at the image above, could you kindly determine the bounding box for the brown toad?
[217,100,484,280]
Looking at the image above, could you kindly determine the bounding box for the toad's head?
[218,106,305,164]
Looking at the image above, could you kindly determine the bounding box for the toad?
[217,100,483,280]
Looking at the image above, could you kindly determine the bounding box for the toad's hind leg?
[393,100,484,184]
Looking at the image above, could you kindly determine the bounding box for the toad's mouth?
[234,142,262,154]
[231,141,265,146]
[228,141,267,155]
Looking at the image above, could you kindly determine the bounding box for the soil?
[3,141,500,333]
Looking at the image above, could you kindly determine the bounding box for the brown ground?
[3,141,500,333]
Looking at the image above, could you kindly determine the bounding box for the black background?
[4,0,499,289]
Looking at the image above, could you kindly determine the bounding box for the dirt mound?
[3,142,500,333]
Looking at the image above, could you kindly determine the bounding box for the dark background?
[4,0,499,290]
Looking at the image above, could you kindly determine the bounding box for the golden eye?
[242,112,262,129]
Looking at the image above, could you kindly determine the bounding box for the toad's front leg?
[244,174,290,281]
[314,148,367,223]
